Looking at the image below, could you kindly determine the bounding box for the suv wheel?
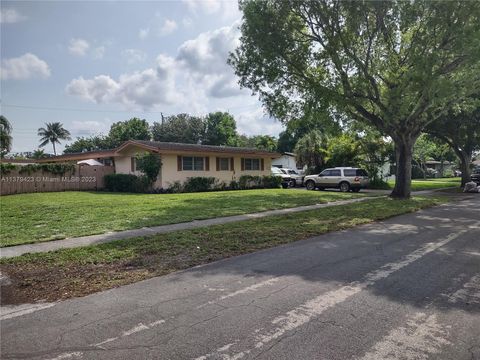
[289,179,296,188]
[305,180,316,190]
[339,181,350,192]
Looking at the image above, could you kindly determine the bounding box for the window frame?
[182,156,205,171]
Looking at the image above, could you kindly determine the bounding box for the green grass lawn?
[0,196,445,304]
[375,177,461,191]
[0,189,365,247]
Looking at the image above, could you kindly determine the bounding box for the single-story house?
[271,152,301,170]
[425,160,454,177]
[38,140,280,189]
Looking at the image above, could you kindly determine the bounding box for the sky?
[0,0,284,153]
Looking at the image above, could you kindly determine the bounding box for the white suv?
[304,167,369,192]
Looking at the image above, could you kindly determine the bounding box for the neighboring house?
[271,152,301,170]
[38,140,280,189]
[425,160,454,177]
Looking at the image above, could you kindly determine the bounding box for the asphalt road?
[1,197,479,360]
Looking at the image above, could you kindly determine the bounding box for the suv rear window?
[344,169,368,177]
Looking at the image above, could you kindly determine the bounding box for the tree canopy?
[203,112,238,146]
[230,0,480,198]
[108,118,151,147]
[152,114,205,144]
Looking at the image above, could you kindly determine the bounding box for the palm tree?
[38,122,71,155]
[32,149,47,159]
[294,130,328,172]
[0,115,13,158]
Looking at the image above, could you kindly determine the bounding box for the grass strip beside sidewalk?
[0,196,446,305]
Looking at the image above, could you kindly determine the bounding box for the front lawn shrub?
[183,177,217,192]
[262,175,282,188]
[104,174,150,193]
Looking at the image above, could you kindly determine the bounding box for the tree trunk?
[391,137,415,199]
[458,152,471,187]
[52,141,57,156]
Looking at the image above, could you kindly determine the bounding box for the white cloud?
[66,23,252,112]
[138,28,149,40]
[68,38,90,56]
[71,120,110,137]
[66,54,181,110]
[0,8,27,23]
[159,19,178,36]
[183,0,239,19]
[1,53,51,80]
[122,49,147,64]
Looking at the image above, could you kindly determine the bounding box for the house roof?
[0,158,38,164]
[36,149,117,163]
[120,140,280,157]
[37,140,280,163]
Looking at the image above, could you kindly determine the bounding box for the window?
[217,157,231,171]
[182,156,205,171]
[330,170,341,176]
[245,158,260,171]
[343,169,356,177]
[320,170,331,176]
[131,157,141,172]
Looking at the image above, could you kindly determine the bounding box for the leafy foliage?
[203,112,238,146]
[135,152,162,184]
[294,130,328,172]
[0,115,13,157]
[38,122,71,155]
[152,114,205,144]
[104,174,150,193]
[108,118,151,147]
[230,0,480,198]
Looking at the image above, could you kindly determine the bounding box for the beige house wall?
[114,145,273,189]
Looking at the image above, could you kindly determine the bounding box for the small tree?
[135,152,162,185]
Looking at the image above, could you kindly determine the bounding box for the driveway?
[1,197,479,359]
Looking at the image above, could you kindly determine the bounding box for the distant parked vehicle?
[271,167,295,188]
[454,170,462,177]
[471,168,480,185]
[278,168,304,186]
[304,167,370,192]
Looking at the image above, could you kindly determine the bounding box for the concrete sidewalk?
[0,196,377,259]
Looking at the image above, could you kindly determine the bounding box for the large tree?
[230,0,480,198]
[426,103,480,186]
[108,118,151,147]
[203,112,238,146]
[152,114,205,144]
[0,115,13,157]
[38,122,71,155]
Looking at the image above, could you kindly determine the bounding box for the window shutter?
[131,157,135,172]
[230,157,234,171]
[177,156,182,171]
[205,157,210,171]
[216,157,220,171]
[241,158,245,171]
[261,158,264,171]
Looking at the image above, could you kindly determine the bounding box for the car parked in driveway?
[304,167,369,192]
[278,168,304,186]
[471,168,480,185]
[271,167,295,188]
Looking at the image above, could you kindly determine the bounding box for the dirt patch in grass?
[0,196,447,305]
